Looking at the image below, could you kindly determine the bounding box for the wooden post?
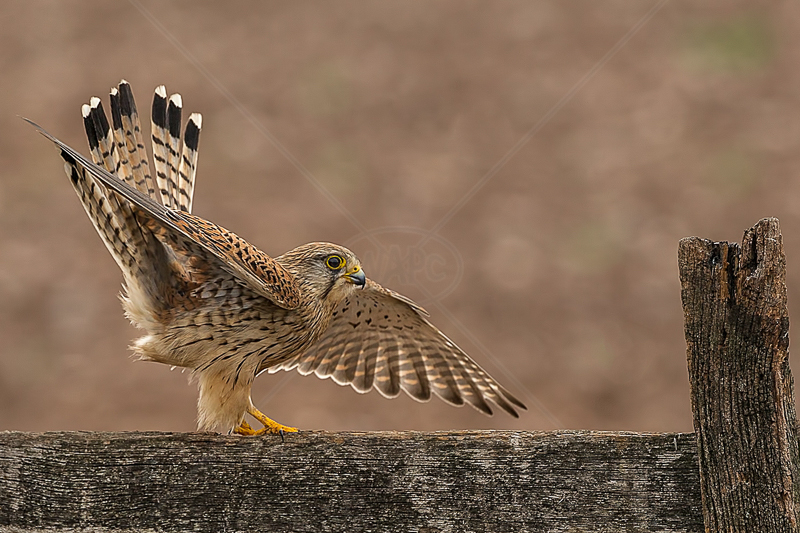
[680,217,800,531]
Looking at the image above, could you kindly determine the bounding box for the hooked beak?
[344,266,366,288]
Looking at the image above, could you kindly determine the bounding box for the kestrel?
[28,80,526,435]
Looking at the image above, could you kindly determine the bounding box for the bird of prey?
[27,80,526,435]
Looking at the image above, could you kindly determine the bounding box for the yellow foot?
[249,405,298,434]
[232,407,298,436]
[233,421,258,436]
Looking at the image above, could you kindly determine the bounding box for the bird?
[27,80,527,435]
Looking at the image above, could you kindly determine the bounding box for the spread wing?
[267,280,526,417]
[27,118,300,310]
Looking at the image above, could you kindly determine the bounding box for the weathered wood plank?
[680,217,800,532]
[0,430,702,532]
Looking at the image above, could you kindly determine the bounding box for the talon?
[249,405,298,434]
[233,420,257,435]
[233,405,298,437]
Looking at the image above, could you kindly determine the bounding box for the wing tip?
[497,384,527,412]
[490,388,527,418]
[509,395,527,411]
[21,116,59,148]
[20,115,40,129]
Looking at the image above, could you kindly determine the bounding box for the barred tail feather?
[151,85,171,207]
[167,95,183,210]
[177,113,201,212]
[117,80,157,198]
[109,86,139,190]
[83,98,119,175]
[150,86,200,212]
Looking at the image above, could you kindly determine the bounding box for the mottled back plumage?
[28,80,526,433]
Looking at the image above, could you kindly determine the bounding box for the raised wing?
[267,279,526,417]
[27,118,300,310]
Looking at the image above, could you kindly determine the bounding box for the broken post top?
[679,217,788,313]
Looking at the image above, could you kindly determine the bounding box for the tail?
[27,107,298,309]
[78,80,203,269]
[27,81,203,329]
[82,81,202,213]
[150,85,201,212]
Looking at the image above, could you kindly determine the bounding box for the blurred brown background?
[1,0,798,433]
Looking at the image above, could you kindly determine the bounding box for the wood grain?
[0,430,702,532]
[680,217,800,532]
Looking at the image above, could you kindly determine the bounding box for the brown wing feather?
[27,120,301,310]
[268,279,526,417]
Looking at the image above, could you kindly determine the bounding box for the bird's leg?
[250,405,298,433]
[233,420,257,436]
[233,406,298,436]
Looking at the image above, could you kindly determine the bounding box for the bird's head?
[277,242,366,305]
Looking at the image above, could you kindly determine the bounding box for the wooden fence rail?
[0,430,701,532]
[0,217,795,532]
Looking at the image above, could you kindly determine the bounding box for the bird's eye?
[325,255,345,270]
